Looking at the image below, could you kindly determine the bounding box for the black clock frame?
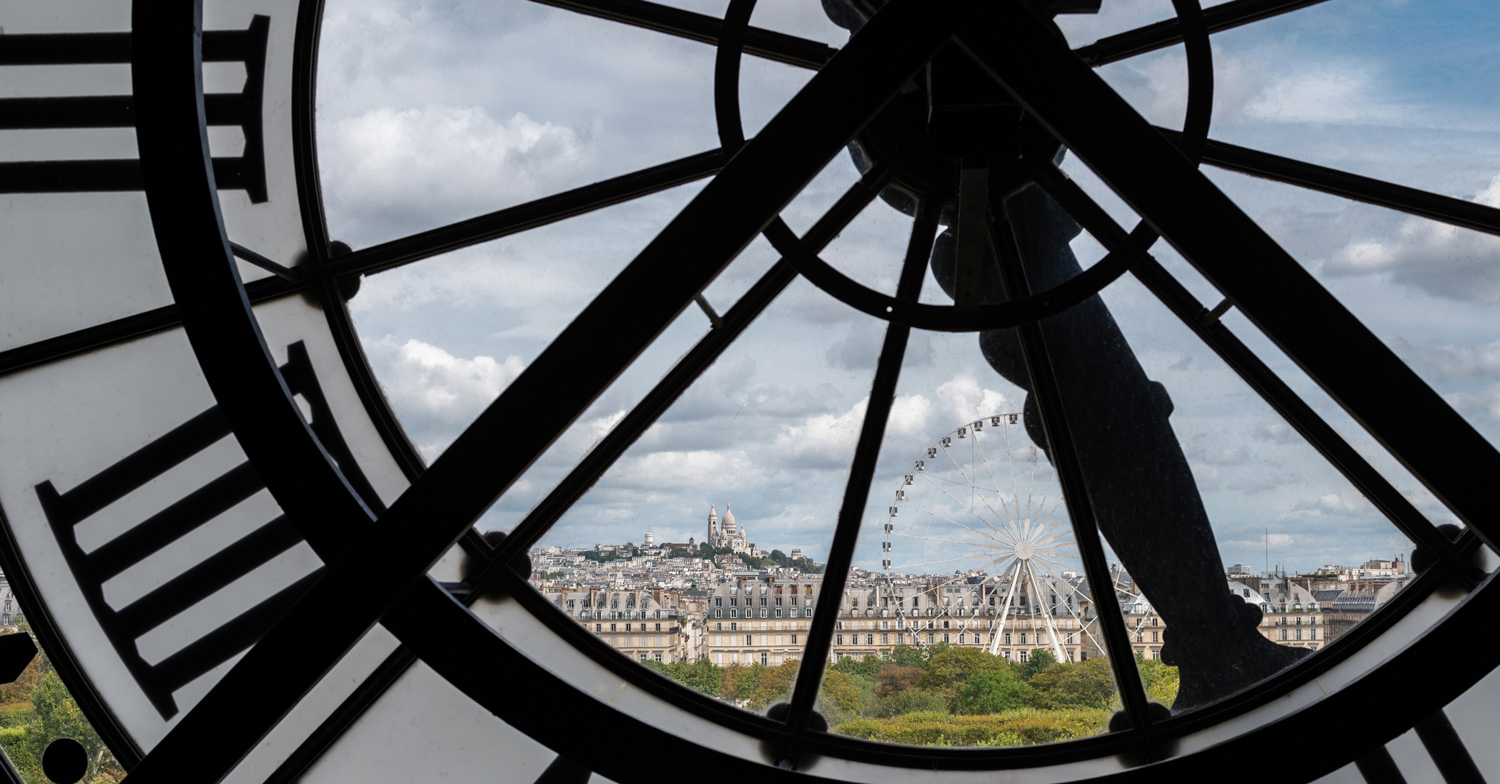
[0,0,1496,782]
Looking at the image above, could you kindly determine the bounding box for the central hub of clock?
[848,46,1062,217]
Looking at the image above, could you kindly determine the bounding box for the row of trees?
[642,644,1179,746]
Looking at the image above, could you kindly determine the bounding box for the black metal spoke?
[326,149,728,279]
[530,0,836,70]
[131,8,944,780]
[962,2,1500,552]
[490,166,891,566]
[782,198,939,746]
[1157,130,1500,237]
[1077,0,1334,66]
[0,276,302,378]
[1033,165,1458,565]
[984,213,1157,745]
[269,170,890,780]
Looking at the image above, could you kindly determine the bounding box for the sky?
[316,0,1500,576]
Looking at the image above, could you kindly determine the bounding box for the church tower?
[708,504,720,547]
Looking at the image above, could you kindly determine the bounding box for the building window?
[792,635,798,644]
[775,609,782,618]
[715,608,722,618]
[745,635,753,646]
[655,623,661,631]
[761,608,768,618]
[881,634,890,645]
[1004,633,1011,645]
[1151,617,1159,627]
[1020,633,1027,645]
[1280,629,1288,640]
[836,621,844,630]
[731,609,738,618]
[655,653,663,662]
[866,634,874,645]
[942,633,951,644]
[958,633,966,644]
[730,623,738,631]
[610,624,617,632]
[1002,651,1011,661]
[760,652,768,666]
[1295,629,1303,640]
[595,624,601,632]
[1019,651,1028,662]
[625,623,632,632]
[836,634,844,646]
[1152,631,1159,642]
[927,633,935,644]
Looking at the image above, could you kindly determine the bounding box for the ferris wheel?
[882,414,1104,661]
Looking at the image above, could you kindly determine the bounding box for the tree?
[874,665,924,699]
[816,669,868,724]
[1136,655,1180,707]
[958,669,1030,714]
[769,550,788,563]
[830,654,881,680]
[874,688,949,718]
[17,671,123,783]
[916,646,1008,706]
[885,644,929,670]
[1027,658,1119,711]
[1019,649,1056,682]
[747,661,799,712]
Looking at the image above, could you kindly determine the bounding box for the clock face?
[0,0,1498,782]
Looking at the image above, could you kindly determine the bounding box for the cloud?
[322,106,596,241]
[825,323,934,370]
[935,376,1012,424]
[1325,172,1500,301]
[1443,385,1500,420]
[1418,340,1500,380]
[362,336,526,457]
[1254,421,1301,445]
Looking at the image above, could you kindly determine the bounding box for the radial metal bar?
[1033,166,1456,562]
[963,3,1500,552]
[784,199,939,742]
[325,149,727,278]
[1162,131,1500,237]
[129,5,947,780]
[0,276,302,378]
[492,167,890,565]
[529,0,836,70]
[986,214,1157,743]
[1077,0,1333,66]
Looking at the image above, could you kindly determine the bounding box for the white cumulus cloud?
[1326,172,1500,301]
[323,106,595,240]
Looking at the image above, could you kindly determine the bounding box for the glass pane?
[317,0,724,246]
[806,289,1124,746]
[1208,1,1500,201]
[506,275,895,714]
[349,181,705,465]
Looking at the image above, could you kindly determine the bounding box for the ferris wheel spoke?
[886,550,1008,570]
[1031,558,1106,656]
[970,429,1022,536]
[898,497,1005,543]
[890,532,1010,550]
[912,472,1009,542]
[937,442,1017,538]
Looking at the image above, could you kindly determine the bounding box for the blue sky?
[318,0,1500,574]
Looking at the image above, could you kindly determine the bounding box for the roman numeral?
[36,342,382,718]
[0,16,271,202]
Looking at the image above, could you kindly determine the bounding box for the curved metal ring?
[714,0,1213,332]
